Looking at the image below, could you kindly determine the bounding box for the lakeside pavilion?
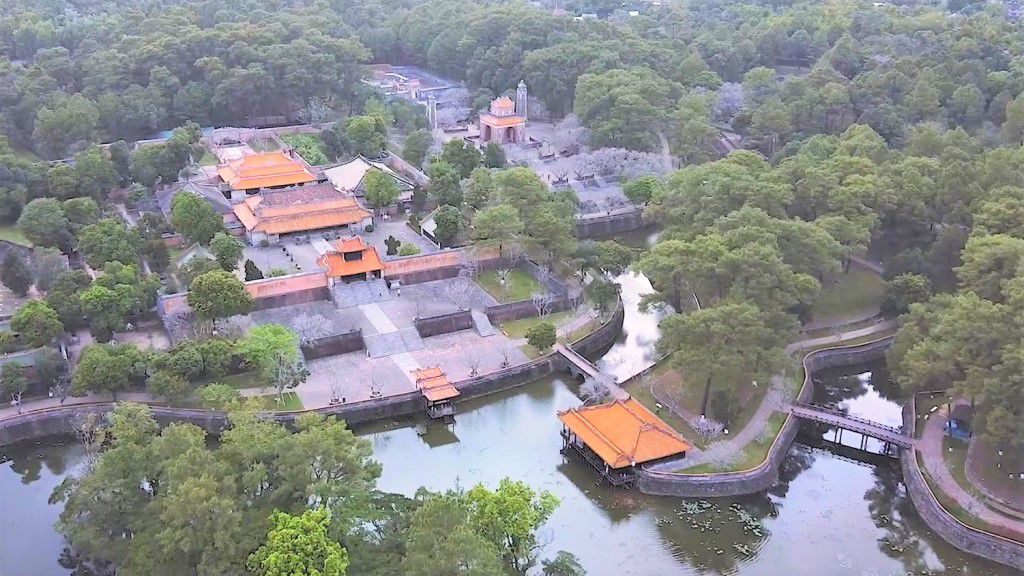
[558,398,691,486]
[412,367,460,420]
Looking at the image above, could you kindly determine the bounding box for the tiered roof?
[558,398,691,469]
[217,151,316,191]
[232,184,371,235]
[316,236,384,278]
[411,367,461,403]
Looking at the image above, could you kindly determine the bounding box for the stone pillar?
[516,80,528,120]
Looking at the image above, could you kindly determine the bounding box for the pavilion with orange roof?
[411,367,460,419]
[478,95,526,144]
[558,397,691,486]
[216,150,317,199]
[316,236,385,283]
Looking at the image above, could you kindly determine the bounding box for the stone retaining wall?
[0,297,626,448]
[484,297,575,325]
[301,329,366,360]
[576,207,645,238]
[637,337,894,498]
[900,392,1024,570]
[414,310,474,337]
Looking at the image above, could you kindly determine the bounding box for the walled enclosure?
[0,302,624,446]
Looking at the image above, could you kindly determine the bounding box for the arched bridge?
[554,343,629,401]
[788,402,914,448]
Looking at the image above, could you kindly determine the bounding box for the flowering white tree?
[713,82,744,122]
[532,290,555,317]
[570,148,669,180]
[293,313,333,346]
[550,114,589,154]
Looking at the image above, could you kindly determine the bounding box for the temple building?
[411,367,460,419]
[558,398,691,486]
[323,156,415,207]
[317,236,385,283]
[232,184,372,245]
[216,150,317,200]
[478,81,528,145]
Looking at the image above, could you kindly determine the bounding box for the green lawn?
[678,412,788,474]
[917,452,1024,542]
[198,149,219,166]
[623,374,701,446]
[500,311,571,339]
[478,269,543,303]
[281,133,330,165]
[0,225,30,246]
[252,392,304,411]
[809,266,884,324]
[250,138,280,152]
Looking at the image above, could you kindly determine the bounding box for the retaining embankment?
[414,310,474,338]
[900,395,1024,570]
[637,337,894,498]
[0,300,626,447]
[301,329,366,360]
[576,208,645,238]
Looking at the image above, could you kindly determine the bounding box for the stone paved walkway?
[919,399,1024,535]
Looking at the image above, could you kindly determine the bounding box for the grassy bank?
[809,266,883,324]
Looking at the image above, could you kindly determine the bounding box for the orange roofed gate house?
[316,236,385,283]
[477,80,528,145]
[216,150,317,201]
[558,398,691,486]
[232,183,372,245]
[412,367,460,419]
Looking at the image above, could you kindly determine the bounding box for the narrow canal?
[0,228,1015,575]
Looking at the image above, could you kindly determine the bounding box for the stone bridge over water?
[554,343,629,401]
[787,401,914,449]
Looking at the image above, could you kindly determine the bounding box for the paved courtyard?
[231,276,524,407]
[360,218,438,258]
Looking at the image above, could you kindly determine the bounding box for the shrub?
[198,383,241,410]
[0,331,18,354]
[364,223,375,233]
[398,243,421,256]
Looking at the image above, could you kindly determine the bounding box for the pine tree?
[1,252,33,296]
[244,259,264,281]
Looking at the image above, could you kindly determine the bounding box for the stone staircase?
[471,309,497,337]
[364,328,425,358]
[332,279,392,308]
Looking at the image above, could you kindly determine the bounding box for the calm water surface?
[3,375,1013,575]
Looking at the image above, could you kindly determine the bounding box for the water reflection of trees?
[865,466,1016,576]
[3,439,72,485]
[814,360,902,406]
[646,447,817,574]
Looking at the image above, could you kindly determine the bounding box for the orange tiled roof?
[232,184,371,235]
[492,96,515,109]
[412,367,460,402]
[316,236,384,278]
[480,113,526,127]
[558,398,691,469]
[217,151,317,191]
